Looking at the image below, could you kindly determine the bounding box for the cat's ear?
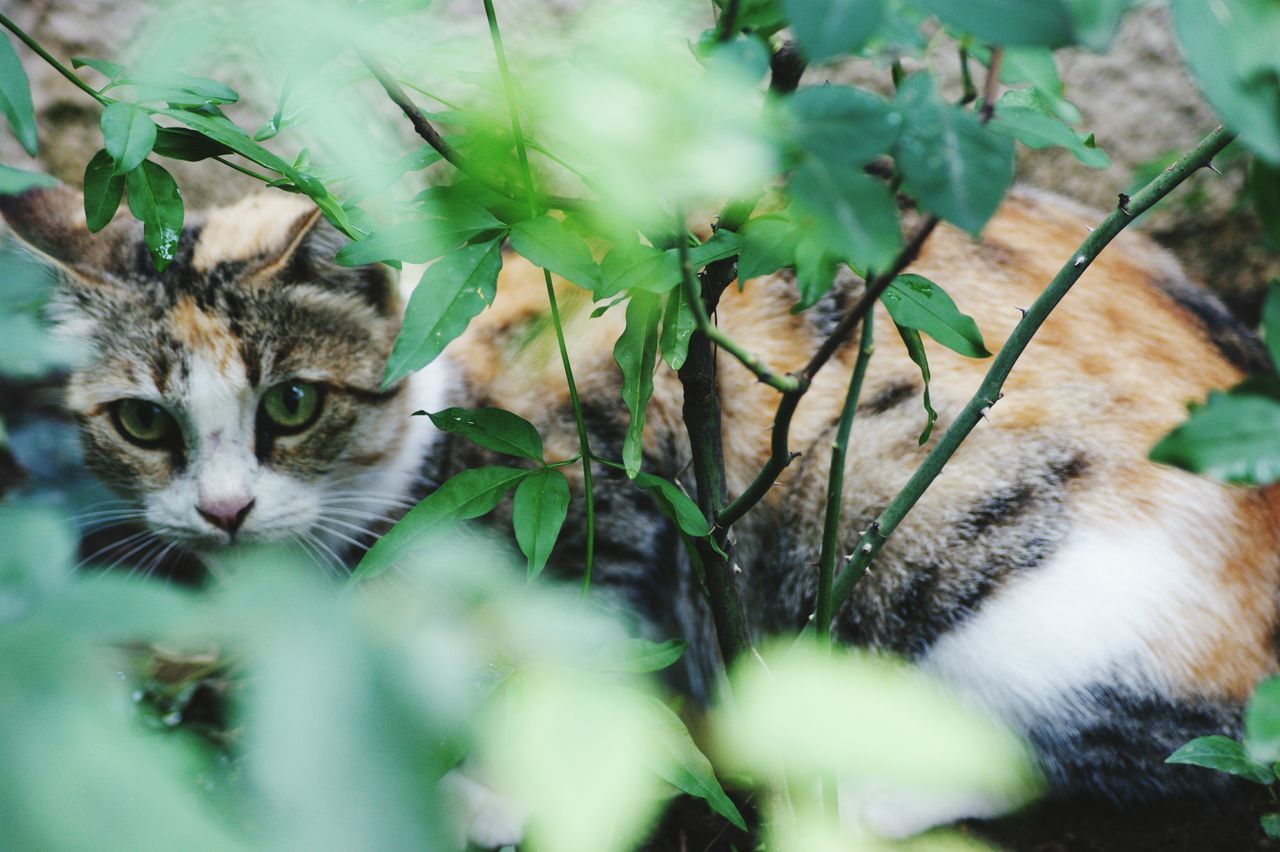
[210,194,400,316]
[0,184,141,287]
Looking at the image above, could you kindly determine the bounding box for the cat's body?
[4,184,1278,837]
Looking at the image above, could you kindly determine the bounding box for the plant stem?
[823,126,1234,627]
[677,238,753,666]
[815,311,874,642]
[212,156,276,183]
[0,13,109,106]
[481,0,597,595]
[716,0,741,42]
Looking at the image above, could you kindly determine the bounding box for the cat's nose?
[197,497,255,536]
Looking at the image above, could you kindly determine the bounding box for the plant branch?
[822,126,1234,628]
[480,0,597,594]
[715,0,742,42]
[979,46,1003,121]
[0,13,109,106]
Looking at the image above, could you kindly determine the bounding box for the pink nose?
[197,497,255,535]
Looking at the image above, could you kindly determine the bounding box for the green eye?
[260,381,323,433]
[112,399,178,447]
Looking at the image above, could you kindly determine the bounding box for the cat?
[3,182,1278,840]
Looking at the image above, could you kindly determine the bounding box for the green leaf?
[1171,0,1280,164]
[636,691,747,831]
[71,56,125,81]
[353,466,529,581]
[598,244,682,298]
[894,74,1014,236]
[424,407,544,462]
[1150,389,1280,485]
[1246,677,1280,764]
[1263,812,1280,840]
[685,230,742,270]
[100,103,157,176]
[125,72,239,107]
[512,468,571,580]
[894,322,937,445]
[789,160,900,273]
[83,150,125,233]
[788,84,902,169]
[151,127,233,162]
[383,238,504,385]
[781,0,885,62]
[124,161,183,272]
[990,97,1110,169]
[0,33,38,156]
[738,214,798,281]
[880,274,991,358]
[713,0,787,35]
[632,471,711,537]
[509,216,601,290]
[1063,0,1133,52]
[659,287,697,371]
[336,219,501,267]
[911,0,1075,47]
[0,164,55,196]
[793,234,839,312]
[1166,735,1274,785]
[598,638,687,673]
[614,292,662,478]
[1264,280,1280,370]
[1249,160,1280,249]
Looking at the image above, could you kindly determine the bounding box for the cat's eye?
[111,399,178,447]
[259,380,323,434]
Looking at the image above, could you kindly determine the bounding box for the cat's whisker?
[311,522,373,553]
[321,508,403,526]
[300,530,346,582]
[101,532,163,575]
[315,514,378,538]
[74,529,154,573]
[137,540,181,582]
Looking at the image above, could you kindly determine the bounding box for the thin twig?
[820,126,1235,628]
[715,0,742,42]
[0,13,108,106]
[980,46,1003,122]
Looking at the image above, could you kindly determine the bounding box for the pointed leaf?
[152,127,233,162]
[124,161,183,272]
[101,102,157,175]
[336,219,500,266]
[71,56,125,81]
[597,638,687,673]
[83,149,125,232]
[512,468,571,580]
[614,292,662,478]
[509,216,601,290]
[989,97,1110,169]
[912,0,1075,47]
[738,214,798,281]
[660,287,697,371]
[424,407,544,461]
[880,274,990,358]
[353,465,529,581]
[1166,735,1274,785]
[1150,389,1280,486]
[384,238,504,385]
[0,164,55,196]
[0,33,38,155]
[789,161,900,273]
[1264,280,1280,370]
[788,84,901,168]
[632,471,711,537]
[781,0,884,62]
[894,322,937,445]
[684,230,742,270]
[793,234,840,312]
[599,244,682,298]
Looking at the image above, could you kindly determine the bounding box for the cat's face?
[2,188,433,560]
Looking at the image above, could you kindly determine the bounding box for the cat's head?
[1,186,436,561]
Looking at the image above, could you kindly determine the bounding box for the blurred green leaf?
[383,238,504,386]
[101,102,157,175]
[1264,280,1280,369]
[424,407,545,462]
[881,273,991,358]
[124,72,239,107]
[636,691,746,830]
[895,73,1014,236]
[793,234,839,312]
[336,219,500,267]
[510,216,602,290]
[1063,0,1132,52]
[125,160,183,273]
[990,94,1110,169]
[1248,160,1280,249]
[789,161,900,273]
[1264,812,1280,840]
[614,292,662,478]
[1167,735,1274,784]
[598,638,687,673]
[599,243,682,298]
[513,468,571,580]
[788,84,902,169]
[912,0,1075,46]
[660,286,697,371]
[782,0,885,62]
[1171,0,1280,164]
[0,33,38,156]
[713,0,788,35]
[895,322,937,445]
[738,214,798,280]
[71,55,125,82]
[685,230,742,270]
[83,149,125,233]
[632,470,711,537]
[0,164,55,195]
[151,127,233,162]
[1246,677,1280,764]
[1150,388,1280,485]
[355,466,530,581]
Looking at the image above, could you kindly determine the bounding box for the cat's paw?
[441,770,525,849]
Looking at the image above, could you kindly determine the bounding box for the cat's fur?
[4,184,1279,837]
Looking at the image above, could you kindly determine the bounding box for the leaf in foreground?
[0,33,38,156]
[510,216,601,290]
[100,102,157,175]
[1166,735,1274,785]
[83,150,125,233]
[1149,389,1280,485]
[880,273,991,358]
[124,161,183,272]
[1245,676,1280,764]
[894,322,938,445]
[425,407,544,462]
[614,292,662,478]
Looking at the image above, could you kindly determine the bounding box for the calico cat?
[3,183,1278,839]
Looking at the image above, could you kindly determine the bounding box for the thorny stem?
[821,126,1235,629]
[481,0,597,595]
[0,13,108,106]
